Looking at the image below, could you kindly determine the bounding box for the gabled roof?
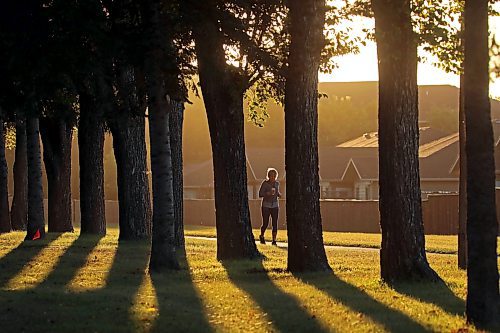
[339,157,379,181]
[246,148,285,181]
[419,140,459,179]
[340,159,361,180]
[319,147,377,180]
[184,160,214,187]
[183,157,256,187]
[349,157,379,180]
[184,125,500,187]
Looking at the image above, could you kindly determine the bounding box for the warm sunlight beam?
[0,232,24,258]
[258,250,381,332]
[325,249,469,332]
[186,242,275,332]
[3,236,76,290]
[67,236,117,292]
[130,275,159,332]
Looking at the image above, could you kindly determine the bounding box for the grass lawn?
[1,228,499,332]
[185,225,500,255]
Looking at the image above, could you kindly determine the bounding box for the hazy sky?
[320,16,500,98]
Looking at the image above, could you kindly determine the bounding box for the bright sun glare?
[321,16,500,98]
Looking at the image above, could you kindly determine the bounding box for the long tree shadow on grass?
[0,237,151,333]
[0,233,62,287]
[150,253,214,333]
[392,281,465,317]
[296,272,432,333]
[222,257,329,333]
[36,234,103,288]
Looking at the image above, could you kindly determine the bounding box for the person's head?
[266,168,278,181]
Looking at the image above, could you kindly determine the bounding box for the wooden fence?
[184,191,500,235]
[38,190,499,235]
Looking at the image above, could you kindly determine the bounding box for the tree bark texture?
[373,0,439,282]
[110,114,152,240]
[284,0,330,272]
[0,119,11,233]
[11,116,28,231]
[464,0,500,326]
[144,0,179,271]
[25,116,45,240]
[170,100,185,250]
[194,7,259,261]
[458,73,467,269]
[78,93,106,235]
[40,117,74,232]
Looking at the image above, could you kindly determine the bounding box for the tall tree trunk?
[284,0,330,272]
[40,117,73,232]
[0,118,11,233]
[170,100,185,250]
[373,0,439,282]
[11,115,28,231]
[464,0,500,326]
[78,93,106,235]
[144,0,179,271]
[458,73,467,269]
[25,116,45,240]
[194,5,258,261]
[108,63,152,240]
[110,114,151,240]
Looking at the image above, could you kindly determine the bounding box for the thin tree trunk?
[25,116,45,240]
[110,114,151,240]
[464,0,500,326]
[0,118,11,233]
[458,73,467,269]
[144,0,179,271]
[40,117,73,232]
[373,0,440,282]
[11,115,28,231]
[284,0,330,272]
[78,93,106,235]
[170,100,185,250]
[194,5,258,260]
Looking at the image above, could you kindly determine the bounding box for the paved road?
[186,235,380,252]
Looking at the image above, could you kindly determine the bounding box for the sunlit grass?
[130,274,158,332]
[68,235,117,291]
[186,239,275,332]
[0,227,498,332]
[184,225,500,255]
[3,232,76,290]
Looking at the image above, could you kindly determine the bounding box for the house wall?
[184,179,458,201]
[420,180,459,193]
[325,180,458,200]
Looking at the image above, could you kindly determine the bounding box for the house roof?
[419,133,459,158]
[183,160,214,187]
[419,140,459,179]
[319,147,377,180]
[183,157,257,187]
[336,127,450,149]
[337,132,378,148]
[350,157,379,179]
[184,125,500,187]
[246,148,285,181]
